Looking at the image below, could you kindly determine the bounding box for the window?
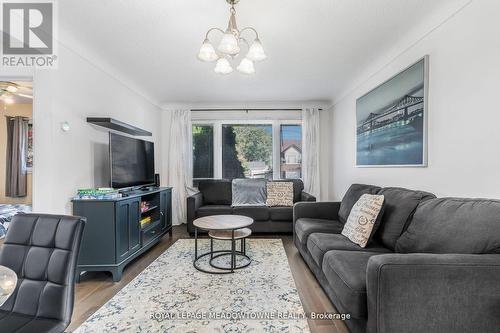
[192,119,302,181]
[280,125,302,179]
[222,124,273,179]
[192,124,214,179]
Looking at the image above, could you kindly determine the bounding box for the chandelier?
[197,0,267,75]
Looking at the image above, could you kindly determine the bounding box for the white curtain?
[167,110,195,225]
[302,108,321,199]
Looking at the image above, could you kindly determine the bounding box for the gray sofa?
[293,184,500,333]
[187,179,315,234]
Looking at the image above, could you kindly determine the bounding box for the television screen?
[110,133,155,189]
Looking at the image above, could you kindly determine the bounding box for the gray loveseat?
[294,184,500,333]
[187,179,315,234]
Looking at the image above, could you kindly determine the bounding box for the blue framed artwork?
[356,56,428,167]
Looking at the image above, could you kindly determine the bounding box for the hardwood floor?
[69,225,349,333]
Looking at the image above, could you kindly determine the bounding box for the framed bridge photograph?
[356,56,429,167]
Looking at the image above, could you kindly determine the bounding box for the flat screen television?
[110,133,155,189]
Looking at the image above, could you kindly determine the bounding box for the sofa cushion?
[295,218,344,245]
[232,206,269,221]
[307,233,390,266]
[376,187,436,250]
[273,179,304,203]
[338,184,381,224]
[196,205,232,217]
[396,198,500,254]
[269,207,293,222]
[322,250,383,319]
[198,179,232,205]
[232,178,267,206]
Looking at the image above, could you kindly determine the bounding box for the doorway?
[0,80,33,237]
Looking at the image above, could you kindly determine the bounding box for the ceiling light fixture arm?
[238,37,250,51]
[239,27,260,40]
[204,27,225,40]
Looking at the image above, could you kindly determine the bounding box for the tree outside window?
[223,125,273,179]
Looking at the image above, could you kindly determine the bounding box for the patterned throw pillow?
[341,194,385,248]
[266,182,294,207]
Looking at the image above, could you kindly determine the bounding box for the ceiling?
[59,0,466,105]
[0,81,33,104]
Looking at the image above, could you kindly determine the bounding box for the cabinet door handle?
[160,211,164,216]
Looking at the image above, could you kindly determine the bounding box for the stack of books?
[74,188,122,200]
[140,216,152,228]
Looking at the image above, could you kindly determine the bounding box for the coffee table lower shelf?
[193,227,252,274]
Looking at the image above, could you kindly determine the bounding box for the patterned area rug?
[75,239,310,333]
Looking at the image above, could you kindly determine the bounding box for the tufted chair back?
[0,214,85,332]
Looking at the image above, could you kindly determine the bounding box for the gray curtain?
[5,116,28,197]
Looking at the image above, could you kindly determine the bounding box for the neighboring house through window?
[280,125,302,179]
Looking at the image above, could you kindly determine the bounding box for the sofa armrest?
[186,192,203,233]
[366,253,500,333]
[300,191,316,202]
[293,201,341,223]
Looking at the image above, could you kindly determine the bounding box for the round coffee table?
[193,215,253,274]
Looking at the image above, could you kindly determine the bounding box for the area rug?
[74,239,310,333]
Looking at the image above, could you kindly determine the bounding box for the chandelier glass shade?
[197,39,219,62]
[214,57,234,75]
[197,0,266,75]
[236,57,255,75]
[218,32,240,55]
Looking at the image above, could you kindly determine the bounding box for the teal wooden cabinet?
[116,198,141,263]
[160,189,171,230]
[73,187,172,282]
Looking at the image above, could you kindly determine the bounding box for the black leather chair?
[0,214,85,333]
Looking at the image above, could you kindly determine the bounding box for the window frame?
[192,119,302,180]
[192,124,215,179]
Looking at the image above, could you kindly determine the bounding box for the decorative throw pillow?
[341,194,385,248]
[231,178,267,207]
[266,182,294,207]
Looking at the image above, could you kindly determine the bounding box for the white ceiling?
[59,0,466,105]
[0,81,33,104]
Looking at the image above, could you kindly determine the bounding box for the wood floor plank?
[69,225,348,333]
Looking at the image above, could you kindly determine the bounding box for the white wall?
[1,44,162,214]
[329,0,500,200]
